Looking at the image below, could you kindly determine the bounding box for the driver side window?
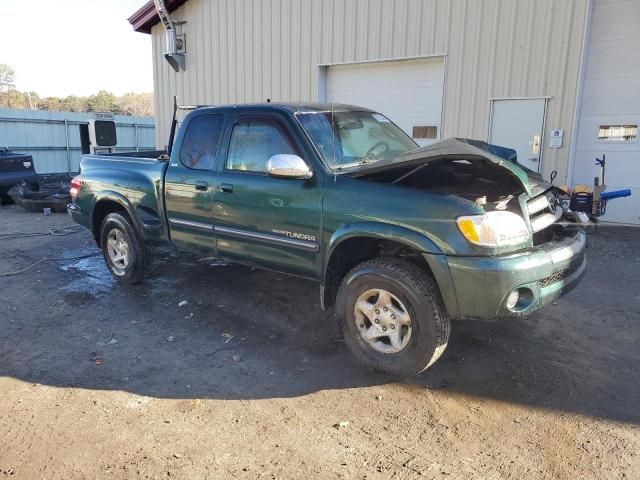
[226,117,298,173]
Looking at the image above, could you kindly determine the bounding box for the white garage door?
[573,0,640,224]
[324,58,445,146]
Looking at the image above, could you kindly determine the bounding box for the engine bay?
[355,157,525,212]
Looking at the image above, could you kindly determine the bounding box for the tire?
[99,212,149,285]
[336,258,450,377]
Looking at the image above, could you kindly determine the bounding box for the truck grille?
[538,260,580,288]
[526,191,562,234]
[538,268,571,288]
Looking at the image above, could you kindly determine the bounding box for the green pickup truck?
[68,102,586,376]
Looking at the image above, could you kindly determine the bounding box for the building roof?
[128,0,190,34]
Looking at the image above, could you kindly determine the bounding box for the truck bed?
[97,150,167,159]
[77,152,170,245]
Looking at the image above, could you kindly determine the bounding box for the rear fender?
[91,191,141,238]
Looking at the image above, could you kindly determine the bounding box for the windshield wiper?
[335,158,378,171]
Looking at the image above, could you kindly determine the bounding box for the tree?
[0,66,153,116]
[114,92,154,117]
[62,95,85,112]
[40,96,64,111]
[0,64,16,107]
[86,90,116,112]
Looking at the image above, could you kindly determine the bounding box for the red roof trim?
[128,0,189,34]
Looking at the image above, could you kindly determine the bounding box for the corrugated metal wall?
[151,0,588,182]
[0,109,155,174]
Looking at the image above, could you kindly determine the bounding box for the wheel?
[99,212,149,284]
[336,258,450,377]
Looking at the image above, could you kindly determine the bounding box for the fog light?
[506,290,520,310]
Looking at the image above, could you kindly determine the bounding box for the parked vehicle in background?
[0,147,38,204]
[67,103,587,376]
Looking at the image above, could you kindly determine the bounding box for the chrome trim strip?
[530,206,563,233]
[168,218,214,232]
[168,218,318,250]
[527,195,550,216]
[215,226,318,252]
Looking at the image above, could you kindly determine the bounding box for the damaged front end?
[350,137,580,252]
[347,137,587,319]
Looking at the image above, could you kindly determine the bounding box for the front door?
[489,98,547,172]
[164,112,226,253]
[211,114,322,278]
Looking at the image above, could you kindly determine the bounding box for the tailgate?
[0,150,38,188]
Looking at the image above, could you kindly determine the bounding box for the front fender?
[326,222,443,260]
[322,222,461,317]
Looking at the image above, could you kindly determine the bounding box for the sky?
[1,0,154,97]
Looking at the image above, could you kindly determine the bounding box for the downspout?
[566,0,594,187]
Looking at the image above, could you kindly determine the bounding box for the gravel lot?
[1,204,639,479]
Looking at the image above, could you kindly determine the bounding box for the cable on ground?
[0,224,84,241]
[0,253,100,277]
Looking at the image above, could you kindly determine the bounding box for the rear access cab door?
[164,112,227,254]
[210,109,323,279]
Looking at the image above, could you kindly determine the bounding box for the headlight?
[457,211,529,247]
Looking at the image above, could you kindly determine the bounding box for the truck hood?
[349,138,549,198]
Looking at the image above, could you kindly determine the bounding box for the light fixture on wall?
[153,0,186,72]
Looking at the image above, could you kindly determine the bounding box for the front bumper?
[443,231,587,320]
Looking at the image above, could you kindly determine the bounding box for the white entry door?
[490,99,547,172]
[324,58,445,146]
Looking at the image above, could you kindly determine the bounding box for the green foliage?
[0,64,153,115]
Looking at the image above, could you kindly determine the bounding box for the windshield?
[296,110,418,170]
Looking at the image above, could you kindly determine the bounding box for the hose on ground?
[0,224,84,241]
[0,253,100,277]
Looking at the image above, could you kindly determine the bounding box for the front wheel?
[99,212,149,285]
[336,258,450,377]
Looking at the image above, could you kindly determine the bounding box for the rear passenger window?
[226,117,298,173]
[179,114,225,170]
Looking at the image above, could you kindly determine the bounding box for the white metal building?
[572,0,640,224]
[129,0,640,224]
[0,109,155,174]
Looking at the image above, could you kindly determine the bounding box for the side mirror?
[267,154,313,180]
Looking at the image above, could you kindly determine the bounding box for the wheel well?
[323,237,432,309]
[92,200,127,242]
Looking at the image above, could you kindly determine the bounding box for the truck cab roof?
[189,102,376,115]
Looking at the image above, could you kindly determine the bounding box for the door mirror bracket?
[267,154,313,180]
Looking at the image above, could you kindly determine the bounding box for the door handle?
[219,183,234,193]
[195,181,209,191]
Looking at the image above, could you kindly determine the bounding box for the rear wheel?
[99,212,149,284]
[336,258,450,377]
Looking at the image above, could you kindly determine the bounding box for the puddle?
[57,251,181,300]
[59,254,115,296]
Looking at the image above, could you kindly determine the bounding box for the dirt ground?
[0,204,638,480]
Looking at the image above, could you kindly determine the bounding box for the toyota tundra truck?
[67,103,587,376]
